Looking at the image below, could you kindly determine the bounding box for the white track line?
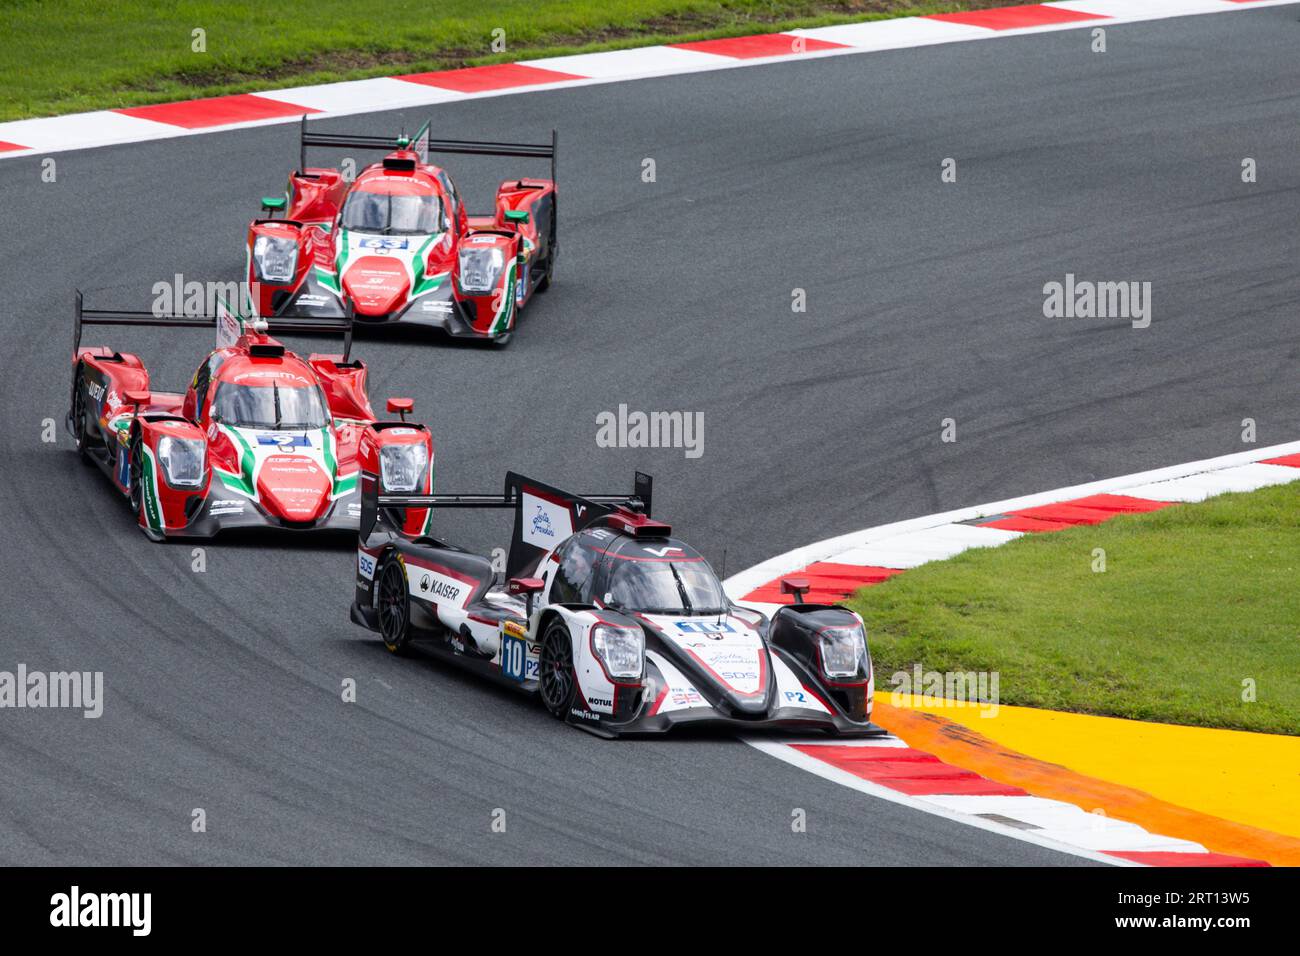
[0,1,1295,159]
[724,440,1300,599]
[745,737,1140,864]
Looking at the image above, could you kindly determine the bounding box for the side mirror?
[508,576,545,616]
[123,389,151,408]
[386,397,413,421]
[503,209,529,225]
[261,196,287,215]
[780,577,810,604]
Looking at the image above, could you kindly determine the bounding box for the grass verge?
[3,1,1014,122]
[847,482,1300,735]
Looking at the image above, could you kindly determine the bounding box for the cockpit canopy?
[212,380,329,430]
[341,181,442,235]
[548,529,728,616]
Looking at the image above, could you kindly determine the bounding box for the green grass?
[0,0,1009,121]
[848,482,1300,735]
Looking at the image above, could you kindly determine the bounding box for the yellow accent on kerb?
[892,694,1300,840]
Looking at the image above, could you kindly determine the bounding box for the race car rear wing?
[297,116,557,186]
[74,290,358,362]
[363,470,652,578]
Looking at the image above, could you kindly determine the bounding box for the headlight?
[252,235,299,284]
[819,624,866,679]
[591,624,643,680]
[156,436,206,488]
[380,443,428,493]
[458,245,504,294]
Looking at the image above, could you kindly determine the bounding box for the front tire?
[127,434,165,541]
[128,433,144,516]
[538,619,577,719]
[490,275,519,348]
[376,556,413,655]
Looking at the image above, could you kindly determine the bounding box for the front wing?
[274,274,515,340]
[145,473,363,539]
[569,648,885,739]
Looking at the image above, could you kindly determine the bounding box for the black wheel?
[127,432,165,541]
[489,275,518,348]
[536,196,556,293]
[538,619,576,719]
[376,556,413,655]
[70,378,91,462]
[127,433,145,515]
[535,247,552,294]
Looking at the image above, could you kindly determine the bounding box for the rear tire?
[538,619,577,719]
[376,556,414,655]
[536,195,556,293]
[71,377,91,463]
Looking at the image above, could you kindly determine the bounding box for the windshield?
[607,558,728,615]
[340,189,441,235]
[212,382,329,430]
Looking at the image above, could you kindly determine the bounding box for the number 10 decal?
[502,635,527,682]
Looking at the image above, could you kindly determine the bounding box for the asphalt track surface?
[1,6,1297,865]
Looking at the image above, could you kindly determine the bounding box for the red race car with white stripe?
[350,471,883,737]
[66,294,432,541]
[245,118,557,348]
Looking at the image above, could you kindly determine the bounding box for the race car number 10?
[501,634,536,682]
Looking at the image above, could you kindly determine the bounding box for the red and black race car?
[67,294,431,541]
[245,118,557,347]
[349,470,882,738]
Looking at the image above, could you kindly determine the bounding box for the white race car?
[349,470,882,738]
